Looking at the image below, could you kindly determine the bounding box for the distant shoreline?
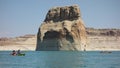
[0,28,120,51]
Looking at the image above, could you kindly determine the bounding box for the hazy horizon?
[0,0,120,37]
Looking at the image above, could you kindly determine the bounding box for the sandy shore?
[0,45,36,51]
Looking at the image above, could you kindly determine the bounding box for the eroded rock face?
[86,28,120,36]
[36,5,87,51]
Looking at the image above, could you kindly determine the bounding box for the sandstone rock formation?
[86,28,120,36]
[36,5,87,51]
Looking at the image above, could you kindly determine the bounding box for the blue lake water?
[0,51,120,68]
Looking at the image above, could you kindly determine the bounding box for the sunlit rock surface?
[36,5,87,51]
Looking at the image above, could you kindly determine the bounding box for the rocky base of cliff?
[86,36,120,51]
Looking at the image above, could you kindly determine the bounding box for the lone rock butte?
[36,5,87,51]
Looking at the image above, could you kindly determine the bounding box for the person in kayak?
[12,50,16,56]
[17,49,21,55]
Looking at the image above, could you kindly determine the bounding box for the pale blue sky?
[0,0,120,37]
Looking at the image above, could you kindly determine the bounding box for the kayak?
[100,51,112,53]
[17,53,25,56]
[11,53,25,56]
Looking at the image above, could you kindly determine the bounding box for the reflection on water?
[0,51,120,68]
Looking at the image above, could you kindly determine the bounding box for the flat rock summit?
[36,5,87,51]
